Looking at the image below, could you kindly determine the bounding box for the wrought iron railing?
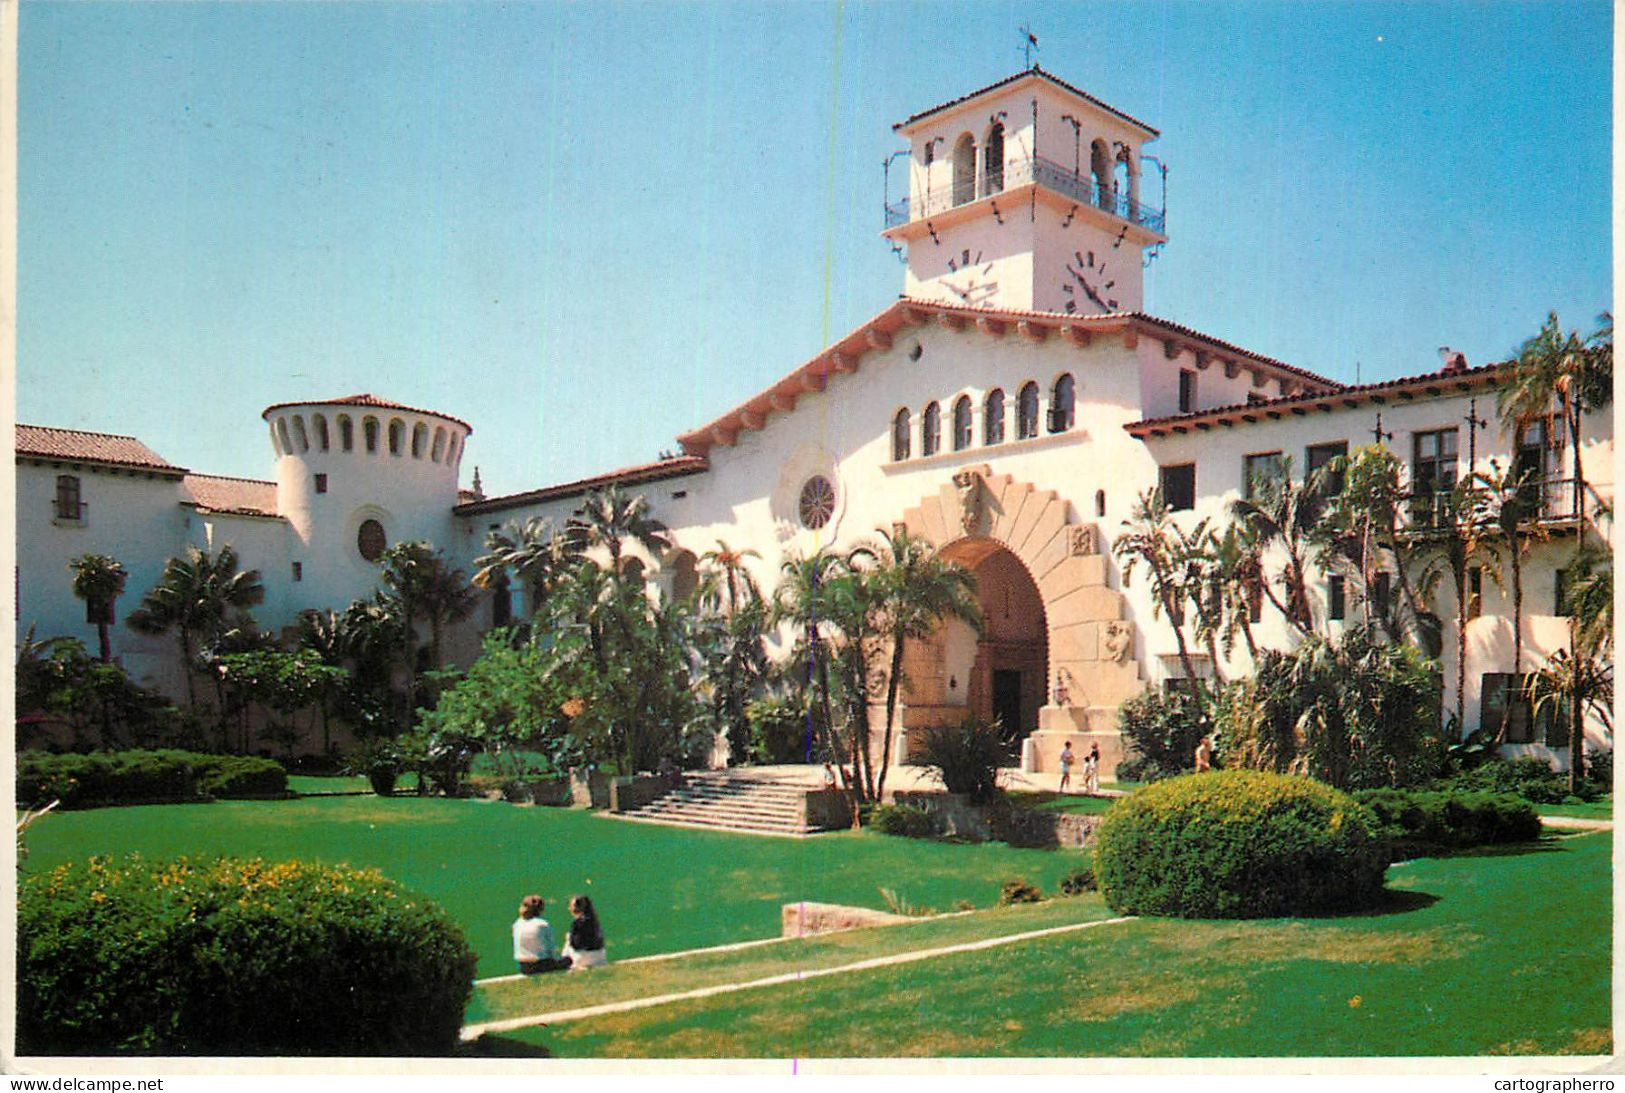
[1404,475,1582,533]
[884,154,1166,234]
[52,500,88,523]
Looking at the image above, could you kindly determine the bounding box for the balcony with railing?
[884,154,1166,234]
[1404,475,1583,535]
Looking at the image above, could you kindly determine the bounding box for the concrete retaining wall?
[891,791,1102,849]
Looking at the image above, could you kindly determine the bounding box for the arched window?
[313,414,330,451]
[952,396,973,451]
[362,416,379,453]
[291,415,310,454]
[1017,382,1040,440]
[1115,146,1135,216]
[268,423,282,455]
[388,419,404,456]
[447,435,459,464]
[277,419,293,454]
[669,550,700,603]
[952,134,976,206]
[338,415,354,452]
[411,422,428,459]
[892,408,911,461]
[431,427,447,463]
[1049,374,1075,433]
[1090,139,1112,210]
[983,122,1005,196]
[357,518,387,563]
[922,401,941,456]
[984,388,1005,445]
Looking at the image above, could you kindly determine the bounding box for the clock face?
[943,249,998,306]
[1059,248,1121,314]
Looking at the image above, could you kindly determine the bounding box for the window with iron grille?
[1243,452,1284,501]
[1327,575,1345,622]
[1178,370,1196,413]
[1159,463,1195,512]
[1411,428,1458,526]
[1306,441,1348,495]
[984,389,1005,445]
[952,396,973,451]
[1048,374,1075,433]
[921,402,941,457]
[55,475,82,521]
[1017,382,1040,439]
[892,409,911,461]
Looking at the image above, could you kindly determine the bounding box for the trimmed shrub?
[1115,686,1208,783]
[1058,865,1097,896]
[1093,770,1387,918]
[16,750,287,809]
[1586,749,1613,794]
[18,854,476,1055]
[190,754,288,798]
[917,716,1004,803]
[998,878,1044,905]
[1354,788,1541,852]
[1441,756,1599,804]
[868,803,935,839]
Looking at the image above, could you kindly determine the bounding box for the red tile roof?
[896,67,1159,138]
[181,474,281,517]
[1125,361,1506,438]
[15,424,187,474]
[455,455,710,516]
[261,394,473,433]
[676,298,1339,456]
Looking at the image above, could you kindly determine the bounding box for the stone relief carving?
[1102,621,1132,663]
[952,468,982,534]
[1067,524,1099,556]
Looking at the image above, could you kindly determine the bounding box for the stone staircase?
[615,770,837,837]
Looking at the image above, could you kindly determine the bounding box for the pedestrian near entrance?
[1085,743,1101,794]
[1194,734,1213,773]
[1058,741,1076,793]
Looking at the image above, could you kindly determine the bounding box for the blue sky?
[19,1,1612,497]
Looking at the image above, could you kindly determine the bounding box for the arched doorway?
[902,538,1048,760]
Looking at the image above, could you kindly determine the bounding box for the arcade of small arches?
[927,120,1141,215]
[891,373,1077,461]
[268,411,465,466]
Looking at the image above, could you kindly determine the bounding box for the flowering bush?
[18,855,476,1055]
[1093,770,1387,918]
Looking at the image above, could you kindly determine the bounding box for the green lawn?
[21,795,1084,979]
[1010,791,1120,816]
[473,830,1611,1058]
[285,774,370,795]
[1539,798,1613,821]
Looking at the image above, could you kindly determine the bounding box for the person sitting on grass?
[513,894,570,975]
[561,894,608,970]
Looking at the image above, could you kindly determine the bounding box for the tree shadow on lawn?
[460,1032,553,1058]
[1389,837,1569,865]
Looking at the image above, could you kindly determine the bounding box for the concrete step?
[618,769,840,836]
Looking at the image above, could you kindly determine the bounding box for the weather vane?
[1020,25,1039,69]
[1371,413,1393,446]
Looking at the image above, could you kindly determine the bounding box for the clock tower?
[882,69,1166,315]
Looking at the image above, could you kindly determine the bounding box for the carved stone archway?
[893,465,1144,775]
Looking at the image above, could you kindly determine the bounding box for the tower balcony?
[884,154,1166,235]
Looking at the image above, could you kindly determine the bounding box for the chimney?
[1437,346,1468,373]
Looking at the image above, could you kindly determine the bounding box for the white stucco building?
[17,68,1611,772]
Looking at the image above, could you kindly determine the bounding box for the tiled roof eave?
[261,394,473,434]
[15,453,190,477]
[676,299,1339,457]
[895,68,1160,138]
[1124,362,1506,439]
[454,456,710,516]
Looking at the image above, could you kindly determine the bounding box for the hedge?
[1441,757,1602,804]
[17,750,287,809]
[1093,770,1387,918]
[1353,788,1542,852]
[18,855,477,1055]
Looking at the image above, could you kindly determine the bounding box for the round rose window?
[798,475,836,529]
[357,518,387,562]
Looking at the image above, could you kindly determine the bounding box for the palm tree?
[296,608,350,757]
[1498,311,1613,789]
[1209,523,1262,662]
[771,549,845,765]
[69,554,128,663]
[1114,489,1204,696]
[1412,484,1502,735]
[566,486,672,572]
[1229,461,1320,638]
[700,540,762,616]
[857,527,981,802]
[1470,459,1549,745]
[378,542,472,729]
[473,516,566,618]
[126,544,265,711]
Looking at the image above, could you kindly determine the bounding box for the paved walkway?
[1539,815,1613,830]
[729,763,1127,799]
[460,913,1138,1042]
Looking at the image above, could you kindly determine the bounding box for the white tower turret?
[261,394,472,611]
